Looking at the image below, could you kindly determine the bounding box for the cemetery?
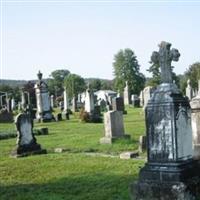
[1,40,200,200]
[1,2,200,200]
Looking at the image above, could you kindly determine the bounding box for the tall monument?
[132,41,200,199]
[34,71,53,122]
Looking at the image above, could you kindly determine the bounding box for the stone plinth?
[100,110,130,144]
[132,42,200,200]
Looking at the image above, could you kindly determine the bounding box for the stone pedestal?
[133,83,200,200]
[100,110,130,144]
[132,42,200,200]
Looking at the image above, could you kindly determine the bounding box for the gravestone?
[112,97,125,112]
[132,41,200,200]
[21,91,26,110]
[72,96,77,113]
[100,110,130,144]
[186,79,193,100]
[85,88,95,113]
[6,98,12,112]
[139,90,144,107]
[50,95,54,108]
[11,112,46,157]
[131,94,140,107]
[123,81,130,105]
[34,71,53,122]
[143,86,153,109]
[190,80,200,158]
[63,88,69,112]
[138,135,146,153]
[11,98,15,110]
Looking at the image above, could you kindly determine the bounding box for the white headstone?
[85,88,94,113]
[186,79,193,100]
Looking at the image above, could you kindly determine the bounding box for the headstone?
[11,112,46,157]
[84,88,95,113]
[131,94,140,107]
[186,79,193,100]
[34,71,53,122]
[100,110,130,144]
[63,88,69,113]
[190,80,200,158]
[143,86,153,109]
[112,97,125,112]
[11,98,15,110]
[123,81,130,105]
[50,95,54,108]
[132,41,200,200]
[138,135,146,153]
[120,151,139,159]
[72,96,77,113]
[139,90,144,107]
[21,91,26,110]
[6,98,12,112]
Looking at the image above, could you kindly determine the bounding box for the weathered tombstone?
[132,41,200,199]
[131,94,140,107]
[186,79,193,100]
[63,88,69,112]
[11,112,46,157]
[190,80,200,158]
[34,71,53,122]
[143,86,153,109]
[100,110,130,144]
[139,90,144,107]
[50,95,54,108]
[21,91,26,110]
[72,96,77,113]
[112,97,125,113]
[6,98,12,112]
[11,98,15,110]
[123,81,130,105]
[85,88,95,113]
[138,135,146,153]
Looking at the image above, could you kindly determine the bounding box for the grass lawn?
[0,107,146,200]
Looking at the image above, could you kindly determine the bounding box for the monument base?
[131,160,200,200]
[100,134,130,144]
[11,142,47,158]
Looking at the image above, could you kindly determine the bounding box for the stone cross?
[151,41,180,83]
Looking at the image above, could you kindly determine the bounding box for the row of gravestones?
[9,41,200,199]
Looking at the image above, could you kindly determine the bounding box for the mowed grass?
[0,107,146,200]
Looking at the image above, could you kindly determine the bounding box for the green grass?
[0,107,146,200]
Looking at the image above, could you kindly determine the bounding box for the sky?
[1,0,200,80]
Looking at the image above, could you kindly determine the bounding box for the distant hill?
[0,79,28,87]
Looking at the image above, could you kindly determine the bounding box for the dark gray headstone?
[11,112,46,157]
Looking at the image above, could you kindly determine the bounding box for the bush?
[79,108,90,122]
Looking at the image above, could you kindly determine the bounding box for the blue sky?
[1,1,200,80]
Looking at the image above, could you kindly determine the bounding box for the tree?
[113,48,145,95]
[48,69,70,96]
[88,79,102,91]
[64,74,86,98]
[181,62,200,93]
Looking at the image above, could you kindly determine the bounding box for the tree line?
[0,48,200,104]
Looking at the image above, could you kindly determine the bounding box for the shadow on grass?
[0,174,138,200]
